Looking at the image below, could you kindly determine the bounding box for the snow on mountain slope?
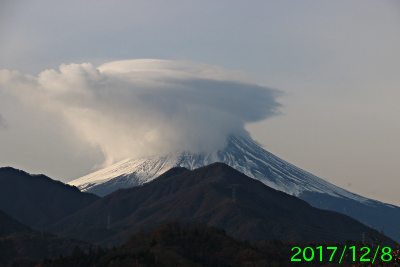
[69,135,369,204]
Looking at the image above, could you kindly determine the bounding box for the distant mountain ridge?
[0,167,99,230]
[53,163,391,246]
[68,135,400,242]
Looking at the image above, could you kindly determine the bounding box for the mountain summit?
[68,136,364,199]
[68,135,400,242]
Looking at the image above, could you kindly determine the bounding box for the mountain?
[53,163,390,246]
[0,209,91,266]
[0,167,100,230]
[68,135,378,201]
[68,135,400,242]
[0,209,31,237]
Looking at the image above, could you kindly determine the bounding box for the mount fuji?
[68,135,400,242]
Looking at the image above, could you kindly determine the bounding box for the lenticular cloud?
[0,59,282,166]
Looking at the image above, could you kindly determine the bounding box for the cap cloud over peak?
[0,59,282,167]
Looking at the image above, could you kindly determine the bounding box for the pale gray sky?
[0,1,399,206]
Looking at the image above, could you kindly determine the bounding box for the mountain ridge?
[0,167,100,230]
[53,162,392,246]
[68,135,400,242]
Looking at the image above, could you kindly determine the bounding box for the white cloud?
[0,59,282,167]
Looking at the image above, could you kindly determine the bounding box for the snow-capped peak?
[68,135,369,205]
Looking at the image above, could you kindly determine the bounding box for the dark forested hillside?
[42,221,400,267]
[1,164,398,266]
[0,209,91,267]
[0,167,99,230]
[49,163,391,246]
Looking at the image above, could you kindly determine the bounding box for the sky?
[0,1,399,206]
